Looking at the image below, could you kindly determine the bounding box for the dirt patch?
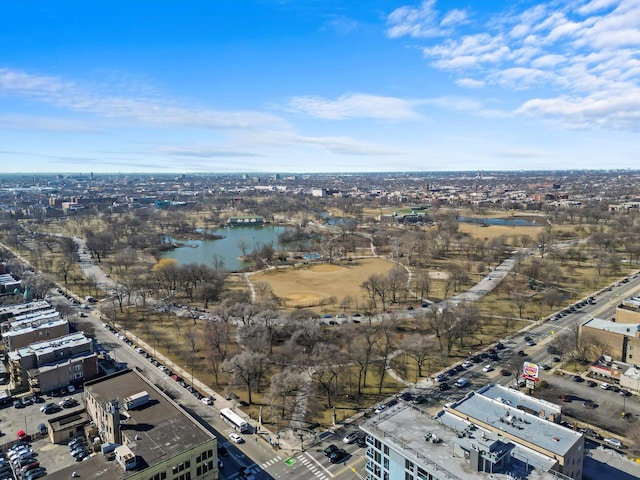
[428,271,450,280]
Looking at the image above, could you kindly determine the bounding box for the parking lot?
[1,429,87,480]
[0,387,85,450]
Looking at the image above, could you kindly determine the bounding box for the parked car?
[482,364,494,372]
[42,404,60,414]
[201,396,214,405]
[75,451,92,462]
[24,468,47,480]
[229,433,244,444]
[600,383,612,390]
[439,382,450,391]
[399,392,413,401]
[59,397,77,408]
[454,378,469,388]
[374,404,387,414]
[20,462,40,475]
[462,361,474,368]
[604,438,623,449]
[435,373,447,382]
[356,435,368,448]
[343,432,359,444]
[572,375,584,382]
[217,445,228,457]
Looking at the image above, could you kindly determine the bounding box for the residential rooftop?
[2,317,68,339]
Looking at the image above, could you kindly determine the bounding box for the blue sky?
[1,0,639,173]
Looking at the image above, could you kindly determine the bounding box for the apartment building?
[361,384,583,480]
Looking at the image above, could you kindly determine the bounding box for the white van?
[454,378,469,388]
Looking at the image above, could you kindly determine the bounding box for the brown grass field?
[252,258,397,311]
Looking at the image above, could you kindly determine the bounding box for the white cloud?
[0,114,99,132]
[424,34,511,69]
[440,9,468,28]
[456,78,485,88]
[386,0,467,38]
[531,54,566,68]
[0,68,287,132]
[388,0,640,131]
[295,134,407,156]
[286,93,423,120]
[155,146,263,158]
[577,0,620,15]
[518,88,640,129]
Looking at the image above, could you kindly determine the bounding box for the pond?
[456,216,539,226]
[161,226,286,272]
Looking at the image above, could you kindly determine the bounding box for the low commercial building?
[615,296,640,324]
[361,384,584,480]
[579,317,640,363]
[7,332,97,393]
[45,369,219,480]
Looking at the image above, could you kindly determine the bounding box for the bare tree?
[267,370,308,427]
[204,320,231,385]
[400,334,436,379]
[222,351,269,404]
[312,343,344,408]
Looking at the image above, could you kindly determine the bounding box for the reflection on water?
[161,226,286,271]
[457,216,538,226]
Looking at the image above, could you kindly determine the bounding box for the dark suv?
[323,444,338,456]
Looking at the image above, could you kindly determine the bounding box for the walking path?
[2,234,523,453]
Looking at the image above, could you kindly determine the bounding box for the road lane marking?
[300,452,334,478]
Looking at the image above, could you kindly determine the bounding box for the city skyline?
[2,0,639,173]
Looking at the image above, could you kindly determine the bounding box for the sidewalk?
[107,324,308,454]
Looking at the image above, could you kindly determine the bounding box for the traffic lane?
[94,329,282,477]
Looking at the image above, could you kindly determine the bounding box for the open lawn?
[252,257,397,311]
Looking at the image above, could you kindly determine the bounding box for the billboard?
[522,362,540,381]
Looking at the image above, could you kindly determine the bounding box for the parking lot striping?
[299,452,334,478]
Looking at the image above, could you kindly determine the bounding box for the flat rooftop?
[582,317,640,337]
[12,332,90,359]
[362,404,559,480]
[14,308,60,323]
[621,296,640,310]
[448,390,582,457]
[84,370,215,471]
[475,383,561,419]
[2,318,68,338]
[0,300,50,318]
